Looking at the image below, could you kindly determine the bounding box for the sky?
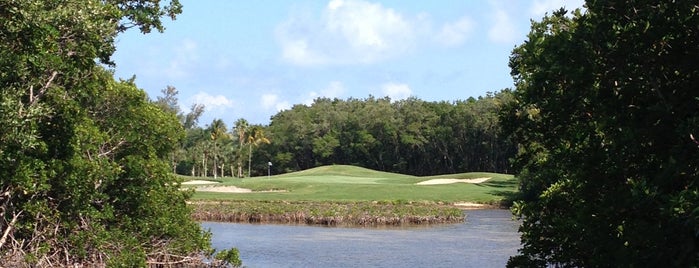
[111,0,585,127]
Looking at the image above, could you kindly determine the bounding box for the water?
[203,209,521,268]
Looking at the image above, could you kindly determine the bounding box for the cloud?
[488,3,517,44]
[261,94,291,112]
[436,16,474,47]
[530,0,585,17]
[381,83,412,101]
[305,81,346,105]
[187,92,234,111]
[276,0,415,66]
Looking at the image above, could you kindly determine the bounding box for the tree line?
[154,86,271,179]
[264,93,515,176]
[166,91,515,178]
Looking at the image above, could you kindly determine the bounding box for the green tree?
[234,118,250,177]
[207,119,228,178]
[247,126,271,177]
[0,0,228,265]
[153,85,207,173]
[504,2,699,266]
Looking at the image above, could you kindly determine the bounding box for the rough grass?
[190,200,464,226]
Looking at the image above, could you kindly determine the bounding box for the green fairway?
[184,165,517,204]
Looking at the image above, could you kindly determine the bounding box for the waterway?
[203,209,520,267]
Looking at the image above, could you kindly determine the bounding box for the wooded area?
[504,2,699,266]
[164,91,515,178]
[0,0,226,266]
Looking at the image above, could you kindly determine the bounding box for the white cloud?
[276,0,415,66]
[530,0,585,17]
[305,81,346,105]
[436,16,474,47]
[186,92,234,115]
[488,3,517,44]
[381,83,412,101]
[261,94,291,111]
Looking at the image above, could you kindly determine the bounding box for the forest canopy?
[504,1,699,266]
[0,0,219,266]
[167,91,515,178]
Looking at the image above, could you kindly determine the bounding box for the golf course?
[183,165,517,226]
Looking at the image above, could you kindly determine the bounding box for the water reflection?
[203,209,520,268]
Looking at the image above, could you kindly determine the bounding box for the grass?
[190,200,464,226]
[184,165,517,204]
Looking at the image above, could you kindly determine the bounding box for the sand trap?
[182,180,220,185]
[196,186,253,193]
[194,185,288,193]
[416,177,491,185]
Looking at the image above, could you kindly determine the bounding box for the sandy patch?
[194,185,288,193]
[182,180,220,185]
[196,186,252,193]
[416,177,491,185]
[452,202,488,208]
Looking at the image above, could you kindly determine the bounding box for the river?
[202,209,521,268]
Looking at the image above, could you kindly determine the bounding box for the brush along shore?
[189,200,471,226]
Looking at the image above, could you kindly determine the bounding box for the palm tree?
[207,119,228,178]
[247,126,270,177]
[234,118,249,177]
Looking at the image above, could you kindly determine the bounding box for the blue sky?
[111,0,584,126]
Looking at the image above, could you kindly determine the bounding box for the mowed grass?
[184,165,517,204]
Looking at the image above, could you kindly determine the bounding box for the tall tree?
[0,0,227,266]
[504,2,699,266]
[207,119,228,178]
[247,126,271,177]
[234,118,249,177]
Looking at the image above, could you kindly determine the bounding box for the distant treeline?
[169,90,515,177]
[262,91,515,176]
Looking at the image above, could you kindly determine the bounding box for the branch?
[29,71,58,106]
[98,139,127,158]
[0,210,23,250]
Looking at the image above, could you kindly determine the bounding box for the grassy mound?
[184,165,517,204]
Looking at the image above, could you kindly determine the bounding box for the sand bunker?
[416,177,491,185]
[181,180,220,185]
[194,185,287,193]
[196,186,253,193]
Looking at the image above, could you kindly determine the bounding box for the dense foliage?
[504,1,699,266]
[172,92,515,177]
[0,0,226,266]
[264,94,515,176]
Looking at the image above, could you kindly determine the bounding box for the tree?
[504,2,699,266]
[207,119,228,178]
[247,126,271,177]
[234,118,250,177]
[0,0,226,266]
[154,85,181,115]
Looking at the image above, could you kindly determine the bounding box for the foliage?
[215,248,243,268]
[168,93,514,178]
[0,0,223,266]
[260,94,514,176]
[504,1,699,266]
[191,200,465,226]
